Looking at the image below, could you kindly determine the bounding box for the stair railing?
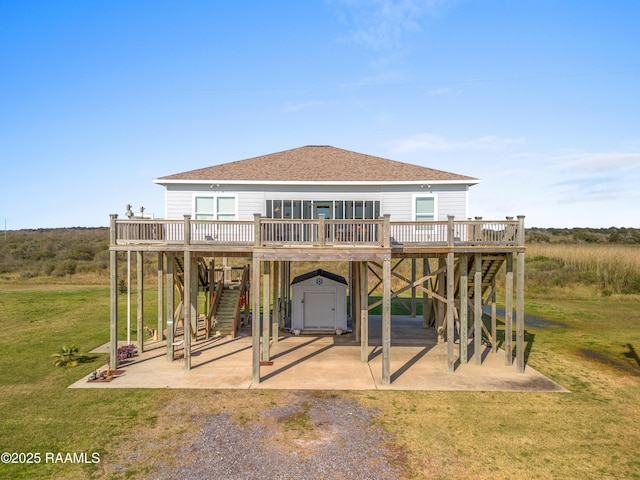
[232,265,250,337]
[207,268,225,337]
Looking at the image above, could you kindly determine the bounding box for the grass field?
[1,271,640,478]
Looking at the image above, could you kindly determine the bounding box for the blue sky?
[1,0,639,230]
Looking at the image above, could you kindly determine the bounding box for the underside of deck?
[108,215,526,387]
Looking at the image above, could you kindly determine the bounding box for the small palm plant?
[52,344,80,367]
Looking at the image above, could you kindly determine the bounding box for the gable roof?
[154,145,478,185]
[291,269,348,286]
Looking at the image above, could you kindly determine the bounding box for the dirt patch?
[95,391,405,480]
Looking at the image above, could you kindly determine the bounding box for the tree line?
[1,226,639,280]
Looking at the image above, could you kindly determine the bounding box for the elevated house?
[108,145,526,385]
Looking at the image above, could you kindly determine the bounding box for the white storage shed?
[291,269,348,333]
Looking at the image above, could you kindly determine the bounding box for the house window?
[415,196,435,222]
[194,195,236,220]
[195,197,215,220]
[266,200,380,219]
[217,197,235,220]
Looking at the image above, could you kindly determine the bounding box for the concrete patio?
[70,315,567,392]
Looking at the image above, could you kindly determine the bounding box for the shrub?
[53,259,77,277]
[52,345,80,367]
[106,344,137,365]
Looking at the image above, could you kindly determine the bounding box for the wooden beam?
[272,261,279,343]
[279,261,286,329]
[157,253,164,341]
[137,251,144,353]
[360,261,368,363]
[252,258,261,383]
[446,251,455,372]
[422,258,429,328]
[505,253,513,365]
[516,249,525,373]
[262,261,270,362]
[190,256,198,342]
[459,255,468,364]
[491,277,497,354]
[474,253,482,366]
[166,253,174,361]
[381,258,391,385]
[253,248,391,262]
[109,215,118,370]
[411,257,417,317]
[353,262,360,343]
[436,256,445,342]
[207,258,215,338]
[183,250,191,370]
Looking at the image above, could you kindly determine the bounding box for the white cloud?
[329,0,452,52]
[558,152,640,172]
[388,132,525,152]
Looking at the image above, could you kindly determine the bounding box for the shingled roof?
[154,145,478,184]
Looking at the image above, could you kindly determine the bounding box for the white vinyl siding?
[163,184,470,222]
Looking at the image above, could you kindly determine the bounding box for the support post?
[207,258,215,338]
[157,253,164,340]
[127,250,131,345]
[319,214,325,247]
[190,256,198,340]
[353,262,360,343]
[253,213,262,246]
[491,277,497,354]
[411,257,417,317]
[446,250,455,372]
[279,261,285,328]
[252,258,261,383]
[137,251,144,353]
[166,253,175,361]
[422,258,429,329]
[272,261,279,343]
[505,253,513,365]
[382,214,391,248]
[474,253,482,365]
[459,255,468,364]
[360,262,368,363]
[381,258,391,385]
[109,214,118,370]
[183,250,192,370]
[183,214,191,246]
[262,261,271,361]
[282,261,290,326]
[436,256,445,342]
[516,215,526,373]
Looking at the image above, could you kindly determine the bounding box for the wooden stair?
[212,287,242,336]
[464,255,505,301]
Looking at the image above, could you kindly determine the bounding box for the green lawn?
[1,284,639,479]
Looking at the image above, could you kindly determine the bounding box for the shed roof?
[154,145,478,185]
[291,269,348,286]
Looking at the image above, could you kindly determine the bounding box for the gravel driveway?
[151,392,404,480]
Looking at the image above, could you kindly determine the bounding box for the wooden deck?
[107,214,526,386]
[109,214,525,257]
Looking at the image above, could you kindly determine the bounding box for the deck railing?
[111,215,524,248]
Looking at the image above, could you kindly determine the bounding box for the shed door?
[303,291,335,329]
